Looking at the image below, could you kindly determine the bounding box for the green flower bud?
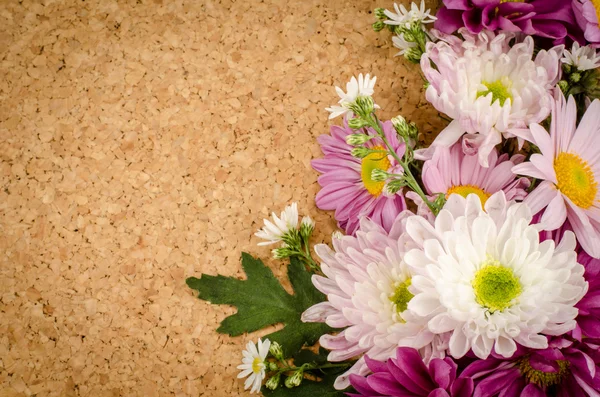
[374,7,387,20]
[299,216,315,240]
[433,193,447,209]
[372,20,385,32]
[371,168,389,182]
[349,95,375,117]
[570,72,582,83]
[285,370,303,388]
[385,178,406,195]
[346,133,373,146]
[557,80,570,94]
[269,341,284,360]
[272,246,294,260]
[405,46,423,63]
[265,373,281,390]
[347,117,371,130]
[351,147,371,159]
[268,361,279,371]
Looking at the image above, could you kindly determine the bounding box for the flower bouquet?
[187,0,600,395]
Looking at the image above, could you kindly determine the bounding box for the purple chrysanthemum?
[313,119,407,235]
[348,347,474,397]
[435,0,582,45]
[573,0,600,47]
[462,338,600,396]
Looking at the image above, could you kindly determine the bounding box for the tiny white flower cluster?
[384,0,436,29]
[325,73,378,119]
[255,202,300,246]
[562,42,600,71]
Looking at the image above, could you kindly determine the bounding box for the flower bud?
[372,20,385,32]
[350,95,375,117]
[269,341,284,360]
[345,133,373,146]
[285,370,303,388]
[300,216,315,240]
[351,147,371,159]
[374,7,387,19]
[265,373,281,390]
[371,168,388,182]
[347,117,371,130]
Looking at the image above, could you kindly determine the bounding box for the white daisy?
[392,33,417,56]
[561,42,600,71]
[325,73,377,119]
[255,202,299,246]
[384,0,436,28]
[237,338,271,394]
[405,192,587,360]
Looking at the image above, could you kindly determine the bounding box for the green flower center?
[518,356,570,387]
[389,278,414,317]
[477,80,513,106]
[472,259,521,312]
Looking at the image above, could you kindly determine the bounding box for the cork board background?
[0,0,446,395]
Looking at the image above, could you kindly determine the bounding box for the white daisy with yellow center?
[237,338,271,394]
[404,193,587,359]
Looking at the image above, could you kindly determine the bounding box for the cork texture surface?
[0,0,445,395]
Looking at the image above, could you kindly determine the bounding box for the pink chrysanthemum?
[418,29,562,167]
[313,119,407,235]
[409,141,530,218]
[301,215,441,390]
[512,91,600,258]
[573,0,600,47]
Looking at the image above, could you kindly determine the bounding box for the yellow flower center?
[252,357,263,374]
[472,259,521,313]
[518,356,570,387]
[477,79,513,106]
[361,145,391,197]
[500,0,525,3]
[446,185,491,207]
[554,152,598,209]
[389,278,414,319]
[592,0,600,32]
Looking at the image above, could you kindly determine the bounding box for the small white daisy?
[325,73,377,119]
[392,33,417,56]
[561,42,600,71]
[384,0,436,28]
[237,338,271,394]
[255,203,299,246]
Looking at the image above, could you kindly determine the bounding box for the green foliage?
[186,253,333,355]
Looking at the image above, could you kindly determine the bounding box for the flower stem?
[367,114,441,215]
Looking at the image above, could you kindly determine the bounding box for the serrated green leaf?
[186,253,334,355]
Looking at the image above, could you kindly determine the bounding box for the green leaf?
[186,253,334,355]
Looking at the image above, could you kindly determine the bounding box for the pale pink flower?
[512,91,600,258]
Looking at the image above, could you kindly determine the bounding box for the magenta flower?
[573,0,600,47]
[462,337,600,396]
[410,141,530,217]
[512,91,600,258]
[313,119,407,235]
[435,0,582,45]
[348,347,474,397]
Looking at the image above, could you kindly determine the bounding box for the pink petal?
[530,123,554,158]
[539,193,567,231]
[523,181,557,215]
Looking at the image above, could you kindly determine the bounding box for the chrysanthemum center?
[446,185,491,206]
[554,152,598,209]
[472,260,521,312]
[252,357,263,374]
[518,356,570,387]
[592,0,600,23]
[477,80,513,106]
[361,145,391,197]
[389,278,413,316]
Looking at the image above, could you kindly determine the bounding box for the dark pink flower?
[435,0,583,45]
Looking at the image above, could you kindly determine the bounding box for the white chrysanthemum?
[384,0,436,28]
[301,215,437,390]
[562,42,600,71]
[418,29,563,167]
[392,33,417,56]
[255,202,298,245]
[405,192,587,360]
[325,73,377,119]
[237,338,271,394]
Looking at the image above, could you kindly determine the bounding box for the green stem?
[271,362,351,375]
[368,114,440,215]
